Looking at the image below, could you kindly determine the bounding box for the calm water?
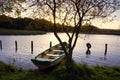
[0,33,120,70]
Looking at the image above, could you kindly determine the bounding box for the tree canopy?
[0,0,26,17]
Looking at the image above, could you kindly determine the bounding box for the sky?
[92,10,120,30]
[21,8,120,30]
[0,0,120,30]
[8,1,120,30]
[21,1,120,30]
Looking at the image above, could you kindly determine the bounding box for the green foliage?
[1,61,120,80]
[52,63,95,80]
[0,61,16,73]
[93,66,120,80]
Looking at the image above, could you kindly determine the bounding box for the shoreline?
[0,29,46,35]
[0,29,120,36]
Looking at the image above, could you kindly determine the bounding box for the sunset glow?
[20,9,120,30]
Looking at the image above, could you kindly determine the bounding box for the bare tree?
[20,0,120,68]
[0,0,26,17]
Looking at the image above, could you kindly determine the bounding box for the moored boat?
[31,42,68,70]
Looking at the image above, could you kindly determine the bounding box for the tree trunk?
[65,49,74,71]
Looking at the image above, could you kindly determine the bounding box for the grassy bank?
[0,29,46,35]
[1,61,120,80]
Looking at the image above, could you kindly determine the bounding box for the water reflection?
[0,33,120,70]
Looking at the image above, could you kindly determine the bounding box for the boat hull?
[31,55,65,70]
[31,42,68,70]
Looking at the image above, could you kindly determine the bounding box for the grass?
[0,28,46,35]
[1,61,120,80]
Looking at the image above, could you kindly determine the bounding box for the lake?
[0,33,120,70]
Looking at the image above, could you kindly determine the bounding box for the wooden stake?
[15,40,17,52]
[0,40,2,50]
[31,41,33,53]
[104,43,108,57]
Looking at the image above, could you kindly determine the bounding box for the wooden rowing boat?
[31,42,68,70]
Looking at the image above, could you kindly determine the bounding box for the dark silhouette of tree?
[80,23,99,33]
[0,15,72,31]
[0,0,25,17]
[0,15,12,29]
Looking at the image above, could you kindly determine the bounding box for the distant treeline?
[0,15,101,32]
[80,23,120,35]
[0,15,72,32]
[0,15,120,35]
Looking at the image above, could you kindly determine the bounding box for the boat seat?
[46,54,59,57]
[36,58,50,61]
[52,49,64,52]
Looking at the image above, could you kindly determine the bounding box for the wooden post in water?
[31,41,33,53]
[0,40,2,50]
[104,43,108,57]
[15,40,18,52]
